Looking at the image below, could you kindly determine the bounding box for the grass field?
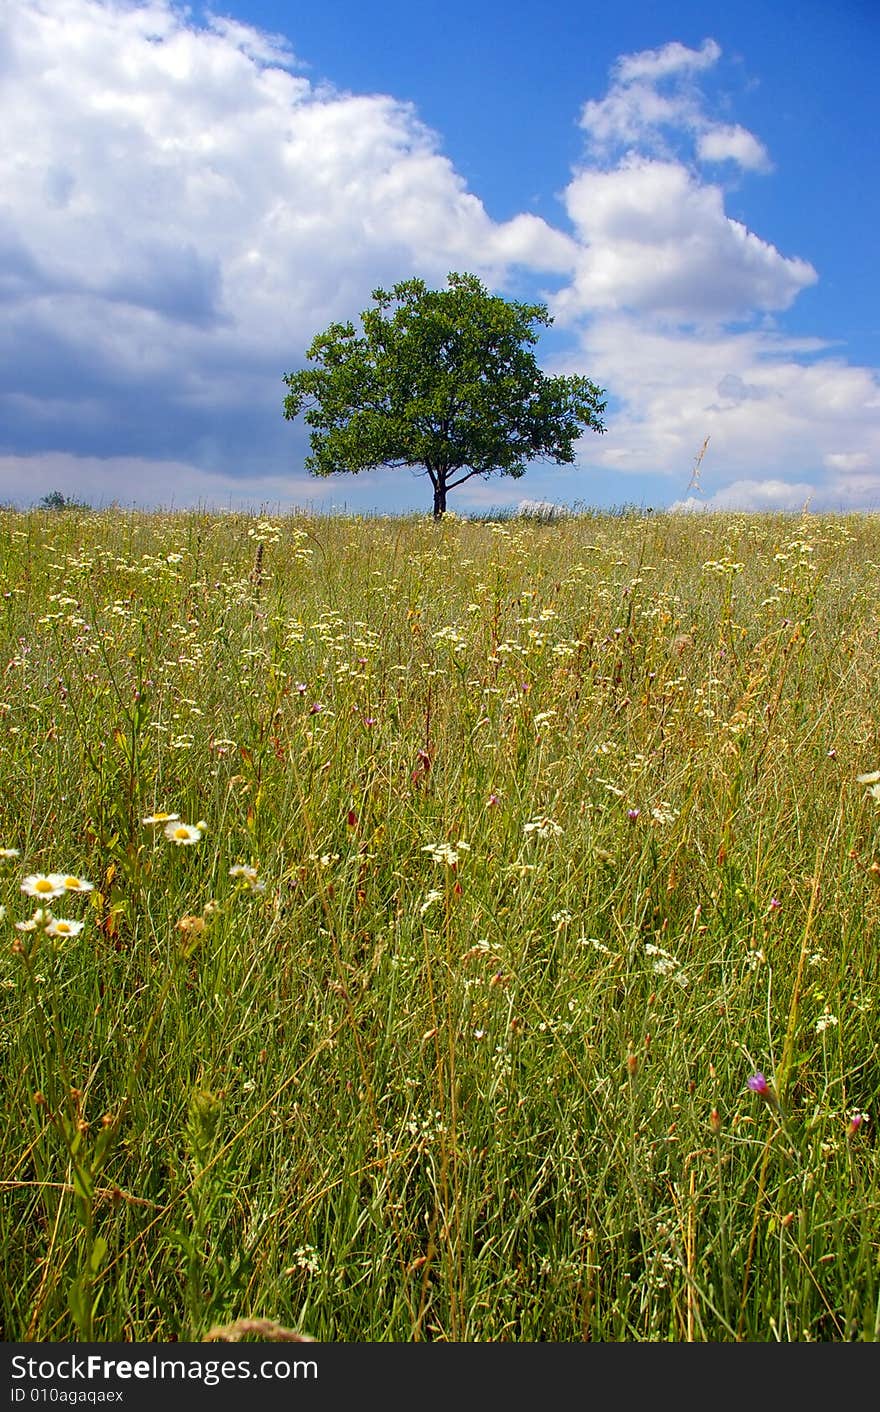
[3,503,880,1342]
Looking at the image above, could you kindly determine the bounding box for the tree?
[38,490,90,511]
[282,271,606,519]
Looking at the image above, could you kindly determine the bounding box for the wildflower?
[768,896,781,912]
[58,875,94,893]
[422,841,469,867]
[177,914,206,936]
[228,864,265,893]
[847,1112,868,1138]
[143,812,180,826]
[44,917,84,939]
[164,821,203,845]
[815,1012,838,1034]
[627,808,640,823]
[420,889,444,915]
[20,874,67,900]
[523,817,563,840]
[285,1246,321,1276]
[857,771,880,802]
[15,908,52,932]
[746,1072,780,1110]
[0,847,20,859]
[229,864,259,883]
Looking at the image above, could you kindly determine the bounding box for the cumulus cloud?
[580,36,770,174]
[0,0,576,491]
[668,480,817,513]
[696,125,772,173]
[557,157,814,321]
[558,38,808,325]
[547,37,879,509]
[554,314,880,493]
[615,38,722,85]
[824,451,871,472]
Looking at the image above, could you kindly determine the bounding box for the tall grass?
[2,504,879,1341]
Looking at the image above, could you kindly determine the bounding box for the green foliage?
[283,271,606,517]
[38,490,91,512]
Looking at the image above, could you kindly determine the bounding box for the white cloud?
[557,158,814,320]
[697,125,772,172]
[824,451,871,472]
[668,480,816,513]
[561,39,810,324]
[0,451,322,511]
[546,37,880,508]
[580,36,770,177]
[548,313,880,506]
[1,0,575,478]
[615,38,722,85]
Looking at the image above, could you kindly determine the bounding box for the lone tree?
[282,271,606,519]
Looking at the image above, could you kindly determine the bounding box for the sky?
[2,0,879,515]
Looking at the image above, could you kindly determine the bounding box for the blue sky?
[2,0,878,513]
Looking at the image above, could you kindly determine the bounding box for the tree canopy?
[282,271,606,518]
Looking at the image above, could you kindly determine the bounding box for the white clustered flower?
[523,818,563,840]
[815,1013,839,1034]
[422,841,470,866]
[15,908,52,932]
[645,942,688,986]
[856,770,880,801]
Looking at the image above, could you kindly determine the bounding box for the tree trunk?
[432,479,447,520]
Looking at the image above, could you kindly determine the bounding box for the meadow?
[2,503,880,1342]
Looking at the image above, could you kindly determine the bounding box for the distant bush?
[38,489,91,511]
